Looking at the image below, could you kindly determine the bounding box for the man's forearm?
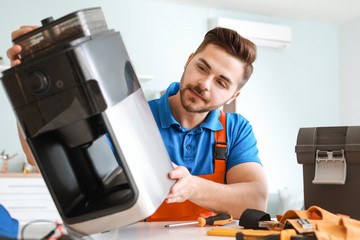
[166,162,268,219]
[17,123,36,166]
[189,177,268,219]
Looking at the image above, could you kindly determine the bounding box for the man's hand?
[6,26,38,66]
[165,162,267,219]
[166,166,199,203]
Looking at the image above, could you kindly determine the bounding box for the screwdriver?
[164,214,233,227]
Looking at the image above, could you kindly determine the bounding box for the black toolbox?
[296,126,360,219]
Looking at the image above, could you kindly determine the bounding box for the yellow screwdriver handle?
[207,228,280,237]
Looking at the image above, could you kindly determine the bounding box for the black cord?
[20,219,97,240]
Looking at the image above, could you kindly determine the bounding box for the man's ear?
[184,53,194,70]
[225,91,240,105]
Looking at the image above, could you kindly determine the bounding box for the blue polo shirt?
[148,82,261,175]
[0,204,18,239]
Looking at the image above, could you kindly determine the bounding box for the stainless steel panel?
[105,88,174,206]
[68,89,174,235]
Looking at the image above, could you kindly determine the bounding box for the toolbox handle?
[312,150,346,185]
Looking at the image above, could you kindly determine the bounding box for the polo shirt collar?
[158,82,224,132]
[201,109,223,131]
[159,82,180,128]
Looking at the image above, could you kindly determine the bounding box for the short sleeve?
[225,113,261,171]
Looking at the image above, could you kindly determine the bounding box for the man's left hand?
[166,166,199,203]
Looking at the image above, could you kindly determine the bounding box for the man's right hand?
[6,26,38,66]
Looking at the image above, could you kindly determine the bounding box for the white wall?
[236,21,340,192]
[339,17,360,125]
[0,0,341,193]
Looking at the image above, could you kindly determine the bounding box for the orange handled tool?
[164,214,233,227]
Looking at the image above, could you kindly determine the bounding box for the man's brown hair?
[194,27,257,90]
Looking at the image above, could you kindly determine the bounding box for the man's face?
[179,44,245,113]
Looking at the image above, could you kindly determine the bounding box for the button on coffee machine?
[27,71,50,94]
[1,8,174,235]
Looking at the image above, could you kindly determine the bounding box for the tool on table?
[236,231,316,240]
[258,221,285,229]
[209,228,316,239]
[209,228,313,240]
[164,214,232,227]
[207,228,280,237]
[296,219,313,231]
[239,208,271,230]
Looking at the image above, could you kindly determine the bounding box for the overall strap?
[214,110,227,161]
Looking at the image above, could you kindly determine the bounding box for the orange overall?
[145,110,227,221]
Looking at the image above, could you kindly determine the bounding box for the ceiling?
[158,0,360,25]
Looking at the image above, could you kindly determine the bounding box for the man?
[7,26,268,221]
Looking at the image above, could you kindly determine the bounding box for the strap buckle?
[214,141,227,160]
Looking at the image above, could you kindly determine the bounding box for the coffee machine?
[1,8,174,235]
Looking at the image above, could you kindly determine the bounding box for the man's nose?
[198,76,212,91]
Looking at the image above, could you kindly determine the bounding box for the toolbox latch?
[312,149,347,185]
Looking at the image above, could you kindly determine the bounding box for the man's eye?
[217,80,226,88]
[198,65,206,72]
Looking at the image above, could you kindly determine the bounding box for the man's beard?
[179,74,226,113]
